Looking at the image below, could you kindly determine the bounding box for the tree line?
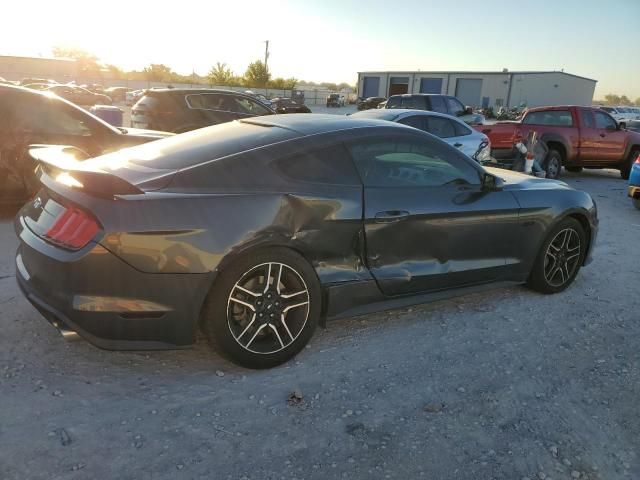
[599,94,640,106]
[52,47,354,91]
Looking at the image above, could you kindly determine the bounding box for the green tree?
[619,95,632,105]
[143,64,174,82]
[284,77,298,89]
[105,64,123,79]
[604,94,621,105]
[244,60,270,87]
[52,46,100,74]
[635,97,640,106]
[208,62,234,86]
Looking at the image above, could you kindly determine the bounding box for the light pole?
[264,40,270,89]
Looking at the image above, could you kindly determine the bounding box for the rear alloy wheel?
[201,249,320,368]
[544,149,562,179]
[527,218,586,294]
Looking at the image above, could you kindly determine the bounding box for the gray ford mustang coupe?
[15,114,598,368]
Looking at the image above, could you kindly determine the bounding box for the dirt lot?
[0,169,638,480]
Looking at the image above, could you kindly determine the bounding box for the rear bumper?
[15,224,212,350]
[629,185,640,199]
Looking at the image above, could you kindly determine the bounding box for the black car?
[326,93,344,108]
[384,93,485,124]
[0,84,171,202]
[270,97,311,114]
[131,88,276,133]
[16,114,597,369]
[46,85,113,106]
[356,96,386,111]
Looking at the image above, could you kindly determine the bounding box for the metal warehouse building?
[357,70,597,109]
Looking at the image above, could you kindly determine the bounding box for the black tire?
[620,149,639,180]
[201,248,321,369]
[633,197,640,210]
[527,217,586,294]
[544,149,563,179]
[565,166,583,173]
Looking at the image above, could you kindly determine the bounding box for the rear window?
[99,120,301,170]
[401,96,426,109]
[523,110,574,126]
[386,96,401,109]
[429,96,448,114]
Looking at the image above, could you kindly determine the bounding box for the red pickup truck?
[476,105,640,179]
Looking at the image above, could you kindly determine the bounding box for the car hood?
[485,167,571,191]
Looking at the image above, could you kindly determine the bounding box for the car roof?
[351,108,466,123]
[144,88,253,96]
[241,113,398,136]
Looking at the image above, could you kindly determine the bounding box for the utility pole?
[263,40,270,89]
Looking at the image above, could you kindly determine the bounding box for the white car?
[598,106,640,126]
[350,108,491,161]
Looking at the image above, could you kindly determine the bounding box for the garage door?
[389,77,409,96]
[455,79,483,107]
[419,78,443,94]
[362,77,380,98]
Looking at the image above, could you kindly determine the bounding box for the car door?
[593,110,627,161]
[576,108,600,161]
[346,130,521,296]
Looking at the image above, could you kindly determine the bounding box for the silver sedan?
[350,108,490,160]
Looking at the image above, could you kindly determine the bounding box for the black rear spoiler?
[29,145,143,197]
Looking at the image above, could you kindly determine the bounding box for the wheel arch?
[197,240,330,330]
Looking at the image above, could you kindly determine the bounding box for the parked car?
[597,106,639,127]
[476,105,640,179]
[244,90,272,107]
[20,77,57,86]
[104,86,133,103]
[23,83,55,91]
[0,85,171,202]
[126,89,144,106]
[356,96,386,110]
[15,114,597,368]
[625,120,640,133]
[384,94,485,125]
[629,154,640,209]
[81,83,105,94]
[46,84,112,106]
[350,108,491,160]
[131,88,276,133]
[326,93,344,107]
[270,97,311,114]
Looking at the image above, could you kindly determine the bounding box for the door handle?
[599,133,606,138]
[374,210,410,223]
[453,142,463,148]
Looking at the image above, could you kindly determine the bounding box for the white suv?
[598,106,640,127]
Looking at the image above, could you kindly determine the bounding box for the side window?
[274,144,360,186]
[453,120,472,136]
[429,95,448,114]
[425,116,456,138]
[346,135,480,188]
[401,96,426,109]
[397,115,425,130]
[187,94,226,110]
[19,96,92,136]
[594,111,616,129]
[580,110,595,128]
[522,110,574,126]
[227,96,271,115]
[446,97,465,117]
[386,96,401,109]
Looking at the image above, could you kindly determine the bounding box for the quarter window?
[594,111,617,129]
[446,97,465,117]
[522,110,574,126]
[429,96,448,113]
[347,136,480,188]
[274,144,360,185]
[425,116,456,138]
[453,120,472,136]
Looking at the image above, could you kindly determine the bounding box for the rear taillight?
[635,154,640,164]
[43,206,100,250]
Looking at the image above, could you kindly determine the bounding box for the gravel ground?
[0,168,638,480]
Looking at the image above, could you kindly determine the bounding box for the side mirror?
[465,106,473,114]
[481,172,504,191]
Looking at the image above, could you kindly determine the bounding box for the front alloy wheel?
[527,217,586,294]
[202,248,320,369]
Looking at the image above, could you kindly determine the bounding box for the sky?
[1,0,639,99]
